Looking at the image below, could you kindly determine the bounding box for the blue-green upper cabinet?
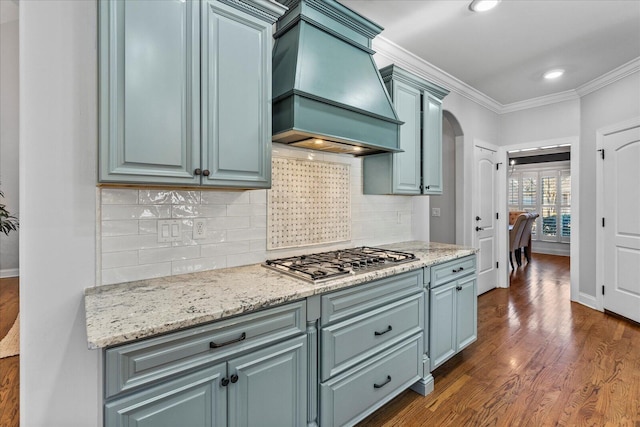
[99,0,201,185]
[201,0,282,188]
[363,65,449,195]
[99,0,286,188]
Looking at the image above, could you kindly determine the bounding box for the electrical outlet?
[431,208,441,217]
[193,219,207,240]
[158,219,182,243]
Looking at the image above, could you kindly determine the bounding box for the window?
[509,164,570,244]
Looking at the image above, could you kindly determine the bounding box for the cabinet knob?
[456,286,462,291]
[425,185,430,190]
[202,169,211,177]
[221,377,230,387]
[230,374,239,384]
[476,226,484,231]
[194,168,202,176]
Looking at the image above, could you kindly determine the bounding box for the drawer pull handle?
[456,286,462,291]
[210,332,246,349]
[452,267,464,273]
[374,325,393,336]
[374,375,392,389]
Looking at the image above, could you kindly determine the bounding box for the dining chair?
[517,212,539,265]
[509,213,528,269]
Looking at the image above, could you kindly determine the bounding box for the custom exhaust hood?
[272,0,403,156]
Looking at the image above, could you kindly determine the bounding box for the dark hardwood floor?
[0,277,19,427]
[358,253,640,426]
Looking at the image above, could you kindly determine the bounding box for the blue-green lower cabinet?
[105,364,227,427]
[105,336,307,427]
[429,274,477,371]
[227,336,307,426]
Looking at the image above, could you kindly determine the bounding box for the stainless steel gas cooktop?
[263,246,416,283]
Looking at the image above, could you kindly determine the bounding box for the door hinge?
[598,149,605,159]
[602,285,605,295]
[602,217,605,227]
[496,163,501,170]
[496,212,499,220]
[496,262,499,269]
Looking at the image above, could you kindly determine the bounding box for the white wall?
[500,99,580,145]
[20,1,100,425]
[429,115,456,244]
[579,71,640,299]
[0,17,20,277]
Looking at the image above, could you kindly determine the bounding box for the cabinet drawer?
[105,300,305,398]
[430,255,476,288]
[321,270,422,326]
[320,334,422,427]
[320,293,423,381]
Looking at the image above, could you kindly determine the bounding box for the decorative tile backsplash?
[268,157,350,249]
[97,144,414,286]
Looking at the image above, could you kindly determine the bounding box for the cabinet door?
[227,336,307,427]
[201,0,272,188]
[99,0,200,185]
[429,282,456,371]
[456,275,478,351]
[422,93,443,195]
[392,81,422,194]
[104,364,226,427]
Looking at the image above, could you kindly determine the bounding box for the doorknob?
[476,226,484,231]
[476,216,481,221]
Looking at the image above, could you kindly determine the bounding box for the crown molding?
[576,56,640,97]
[372,36,640,115]
[500,90,579,114]
[372,36,503,114]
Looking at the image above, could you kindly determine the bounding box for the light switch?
[158,219,182,243]
[431,208,441,217]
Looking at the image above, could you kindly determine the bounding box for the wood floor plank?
[0,277,19,427]
[358,254,640,426]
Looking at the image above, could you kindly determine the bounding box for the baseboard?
[532,247,570,256]
[0,268,19,278]
[578,292,599,311]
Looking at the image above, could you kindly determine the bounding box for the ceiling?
[339,0,640,105]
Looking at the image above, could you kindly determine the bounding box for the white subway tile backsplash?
[172,204,227,218]
[102,251,139,269]
[207,216,250,230]
[227,203,265,217]
[201,241,251,257]
[227,252,265,268]
[139,246,201,264]
[98,145,414,286]
[102,263,173,286]
[103,234,170,253]
[102,220,139,236]
[102,188,139,205]
[171,256,227,275]
[102,205,171,220]
[227,227,267,242]
[201,191,250,205]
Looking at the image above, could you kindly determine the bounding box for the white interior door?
[474,146,498,295]
[603,126,640,322]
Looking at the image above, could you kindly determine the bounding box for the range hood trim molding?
[272,129,404,154]
[278,0,383,42]
[273,89,404,125]
[274,15,376,55]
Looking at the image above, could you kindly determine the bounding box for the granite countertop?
[84,241,477,349]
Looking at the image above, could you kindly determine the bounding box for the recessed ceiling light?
[544,69,565,80]
[469,0,501,12]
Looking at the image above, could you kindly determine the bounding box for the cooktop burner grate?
[263,246,416,283]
